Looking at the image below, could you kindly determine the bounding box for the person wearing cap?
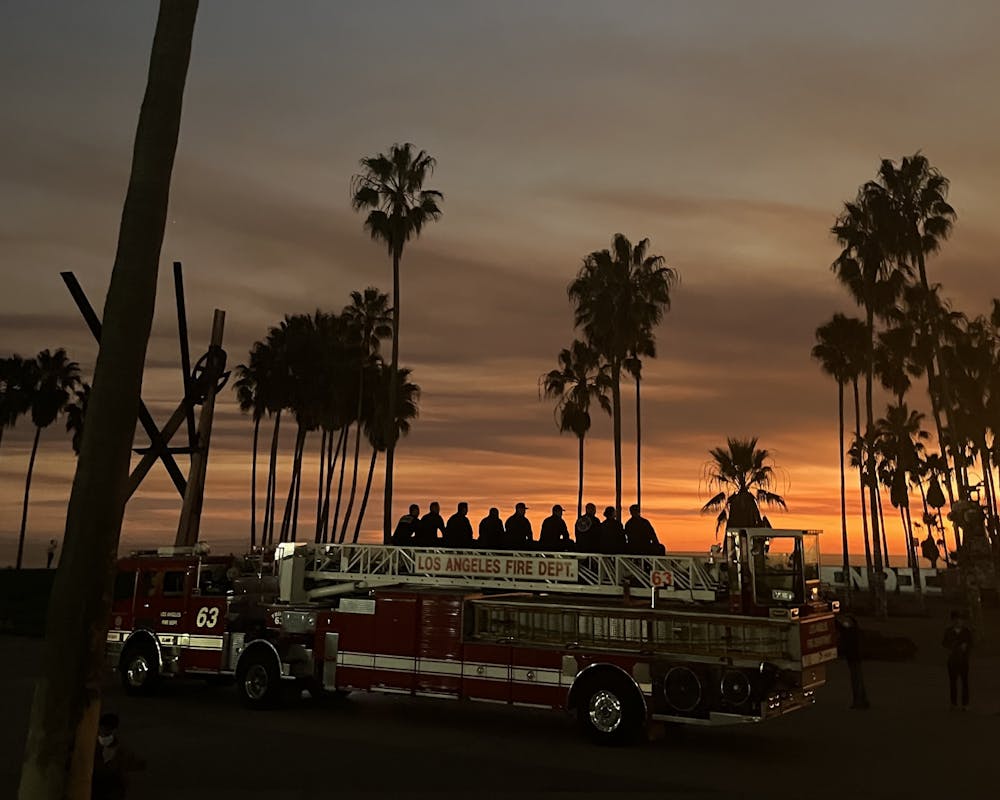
[598,506,627,554]
[478,507,505,549]
[624,504,665,555]
[575,503,600,553]
[539,504,571,551]
[444,502,474,548]
[504,503,533,549]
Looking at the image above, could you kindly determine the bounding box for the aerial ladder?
[274,542,724,603]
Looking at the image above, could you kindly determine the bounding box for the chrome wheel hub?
[126,655,149,688]
[588,689,623,733]
[244,663,270,700]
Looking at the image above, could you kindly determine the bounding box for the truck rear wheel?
[575,672,644,745]
[236,649,281,709]
[119,641,159,695]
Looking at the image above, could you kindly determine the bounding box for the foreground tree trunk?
[18,4,198,797]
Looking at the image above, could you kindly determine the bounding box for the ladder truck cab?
[106,545,275,693]
[106,529,838,744]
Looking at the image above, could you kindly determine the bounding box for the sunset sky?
[2,1,999,567]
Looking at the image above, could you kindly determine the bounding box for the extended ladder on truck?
[274,542,723,602]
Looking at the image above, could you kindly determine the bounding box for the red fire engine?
[106,529,838,744]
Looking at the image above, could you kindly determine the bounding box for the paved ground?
[2,605,997,799]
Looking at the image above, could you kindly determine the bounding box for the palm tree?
[17,349,81,569]
[233,350,269,549]
[541,340,612,517]
[339,288,392,542]
[351,143,443,542]
[64,382,91,456]
[352,362,420,543]
[832,184,908,617]
[1,355,35,455]
[701,437,787,534]
[875,403,930,608]
[812,314,858,599]
[568,234,676,517]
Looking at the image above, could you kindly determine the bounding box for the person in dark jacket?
[92,712,144,800]
[598,506,627,554]
[623,505,665,555]
[538,505,571,551]
[391,504,420,545]
[415,501,446,546]
[575,503,600,553]
[836,614,869,709]
[504,503,533,549]
[444,502,474,548]
[943,611,973,709]
[478,508,505,549]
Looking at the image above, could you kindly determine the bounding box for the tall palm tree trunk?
[340,370,366,541]
[383,248,401,544]
[865,307,887,616]
[852,380,874,587]
[321,427,344,543]
[290,428,307,542]
[836,382,851,604]
[354,448,379,543]
[635,374,642,512]
[611,360,623,519]
[18,4,199,796]
[249,415,260,549]
[334,422,352,542]
[315,428,327,543]
[261,410,281,547]
[577,434,585,519]
[15,426,43,570]
[903,501,924,608]
[279,424,304,542]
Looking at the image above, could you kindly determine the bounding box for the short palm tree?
[351,143,442,542]
[568,234,676,517]
[233,347,270,549]
[701,437,786,534]
[17,349,81,569]
[64,383,91,456]
[812,313,858,596]
[541,340,611,518]
[352,363,420,543]
[339,288,392,542]
[0,354,35,455]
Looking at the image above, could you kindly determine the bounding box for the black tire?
[575,671,645,746]
[235,648,282,709]
[119,640,160,696]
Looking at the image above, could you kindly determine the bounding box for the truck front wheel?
[119,641,159,695]
[575,673,644,745]
[236,649,281,709]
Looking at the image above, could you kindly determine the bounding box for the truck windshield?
[751,535,816,605]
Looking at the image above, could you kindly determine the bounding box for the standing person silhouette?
[575,503,600,553]
[598,506,626,554]
[478,508,505,549]
[444,502,474,548]
[943,611,973,710]
[415,502,446,546]
[45,539,58,569]
[538,505,571,551]
[504,503,533,549]
[391,504,420,545]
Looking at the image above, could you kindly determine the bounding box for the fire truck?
[106,528,838,744]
